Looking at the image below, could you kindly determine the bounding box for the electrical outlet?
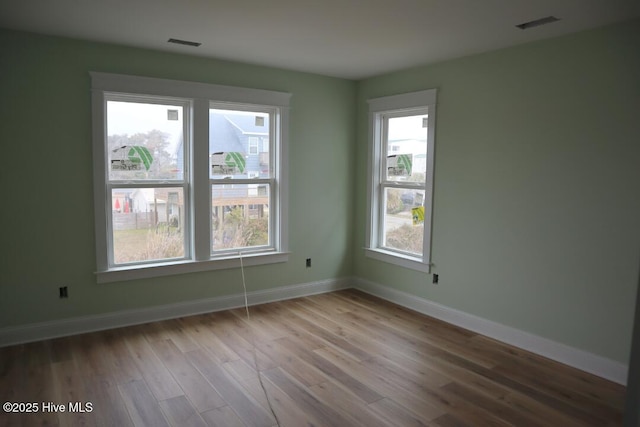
[59,286,68,298]
[306,258,311,268]
[432,274,439,284]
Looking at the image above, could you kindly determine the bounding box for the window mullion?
[381,181,424,189]
[192,98,211,261]
[210,178,270,185]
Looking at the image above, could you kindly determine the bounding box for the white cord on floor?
[239,252,281,427]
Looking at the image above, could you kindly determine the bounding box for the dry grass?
[113,227,183,263]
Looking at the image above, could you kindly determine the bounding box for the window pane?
[385,114,428,182]
[383,187,424,256]
[210,108,270,179]
[212,184,270,251]
[107,101,185,181]
[111,187,185,264]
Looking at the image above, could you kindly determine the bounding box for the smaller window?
[248,137,260,155]
[366,89,437,272]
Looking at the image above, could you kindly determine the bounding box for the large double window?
[91,73,290,282]
[366,89,436,272]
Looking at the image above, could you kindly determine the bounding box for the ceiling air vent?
[516,16,560,30]
[168,38,202,47]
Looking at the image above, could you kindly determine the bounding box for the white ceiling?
[1,0,638,79]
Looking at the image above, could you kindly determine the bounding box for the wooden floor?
[0,289,627,426]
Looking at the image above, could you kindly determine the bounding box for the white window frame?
[365,89,437,273]
[209,103,275,256]
[91,72,290,283]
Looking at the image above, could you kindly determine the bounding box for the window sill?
[364,248,431,273]
[96,252,290,284]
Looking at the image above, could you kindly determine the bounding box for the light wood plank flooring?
[0,289,626,426]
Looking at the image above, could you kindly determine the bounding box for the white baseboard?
[0,277,352,348]
[0,275,628,385]
[354,277,629,385]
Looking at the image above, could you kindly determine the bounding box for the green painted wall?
[355,19,640,364]
[0,29,356,327]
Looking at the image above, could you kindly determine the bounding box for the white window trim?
[365,89,437,273]
[91,72,290,283]
[208,102,278,258]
